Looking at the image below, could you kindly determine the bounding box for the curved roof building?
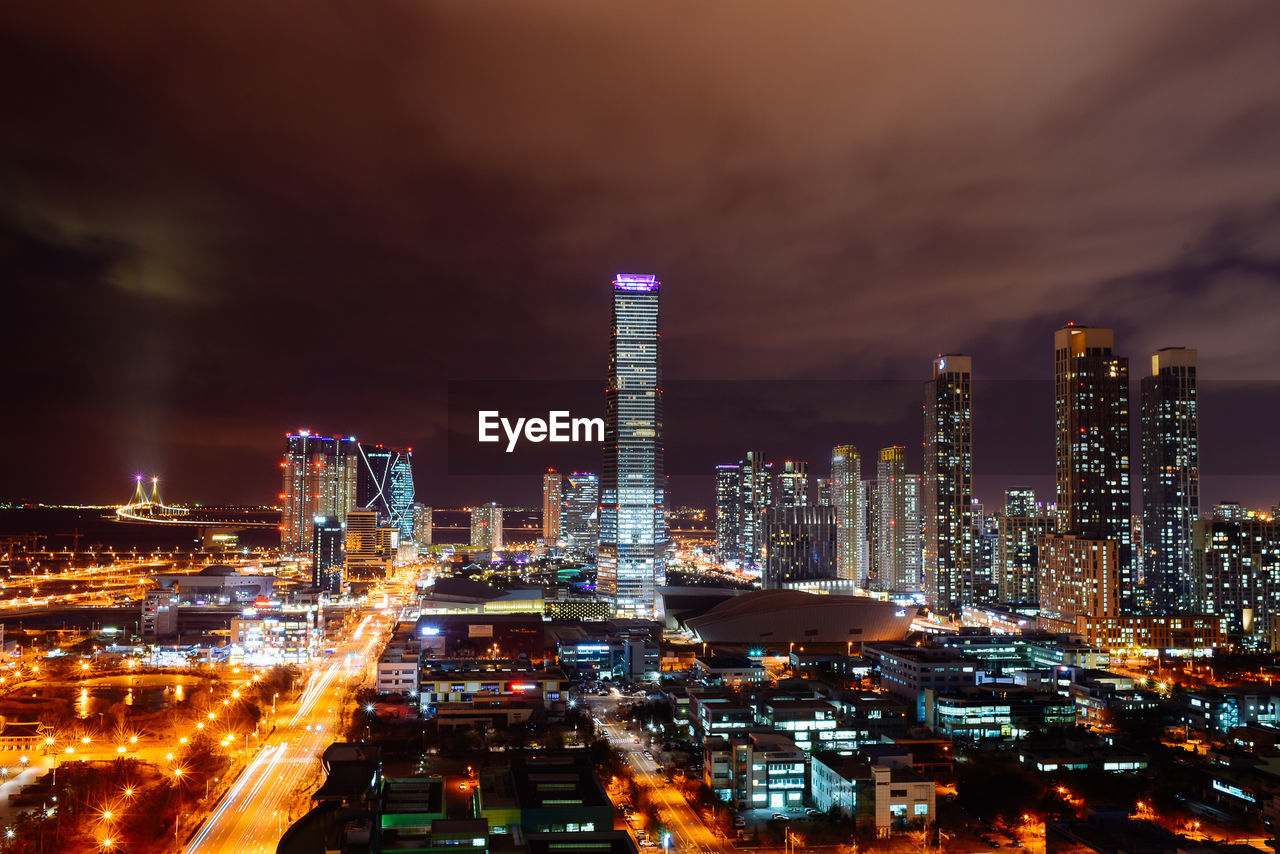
[680,589,915,644]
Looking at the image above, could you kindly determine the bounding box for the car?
[733,817,746,827]
[771,813,789,821]
[805,808,821,816]
[633,738,640,744]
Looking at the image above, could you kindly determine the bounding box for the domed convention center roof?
[681,588,915,644]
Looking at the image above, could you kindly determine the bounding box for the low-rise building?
[863,643,976,722]
[704,732,806,810]
[925,685,1076,741]
[693,654,767,686]
[810,751,936,835]
[376,621,422,697]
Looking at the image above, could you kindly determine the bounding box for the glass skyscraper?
[311,515,345,594]
[923,354,974,613]
[599,273,667,618]
[562,472,600,561]
[356,443,414,540]
[1141,347,1199,613]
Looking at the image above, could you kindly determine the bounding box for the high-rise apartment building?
[412,503,432,546]
[280,431,358,554]
[542,469,563,545]
[470,502,504,551]
[1039,534,1121,629]
[562,472,600,561]
[831,445,865,584]
[1197,518,1280,651]
[923,354,974,613]
[762,504,839,588]
[737,450,773,572]
[874,447,921,594]
[816,478,833,507]
[1141,347,1199,614]
[996,488,1056,604]
[1054,325,1133,611]
[311,515,345,594]
[715,464,742,566]
[777,460,809,511]
[598,273,668,618]
[972,511,999,604]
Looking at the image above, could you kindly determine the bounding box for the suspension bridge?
[114,476,280,530]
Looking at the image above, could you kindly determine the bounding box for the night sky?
[3,2,1280,510]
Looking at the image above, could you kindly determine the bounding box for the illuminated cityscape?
[5,3,1280,854]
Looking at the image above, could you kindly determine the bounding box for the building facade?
[715,464,742,566]
[777,460,810,511]
[562,472,599,561]
[1054,325,1133,612]
[311,515,345,594]
[599,273,668,618]
[832,445,866,585]
[924,354,974,613]
[541,469,562,545]
[1141,347,1199,613]
[762,504,839,587]
[874,447,921,595]
[470,502,504,551]
[280,431,358,553]
[1197,518,1280,651]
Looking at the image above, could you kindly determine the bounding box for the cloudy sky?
[3,1,1279,508]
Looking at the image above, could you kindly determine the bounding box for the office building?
[762,504,839,587]
[1141,348,1199,613]
[598,273,668,619]
[311,515,345,594]
[714,464,742,566]
[470,502,504,551]
[345,509,397,580]
[777,460,809,510]
[389,451,415,541]
[832,445,866,584]
[874,447,921,594]
[280,431,358,553]
[1054,325,1133,611]
[1197,518,1280,651]
[923,354,974,612]
[816,477,833,506]
[412,503,432,546]
[356,443,414,538]
[542,469,563,545]
[562,472,599,560]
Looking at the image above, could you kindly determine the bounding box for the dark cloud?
[2,1,1280,508]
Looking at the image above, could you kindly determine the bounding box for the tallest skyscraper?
[599,273,668,618]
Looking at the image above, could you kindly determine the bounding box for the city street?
[181,612,384,854]
[588,692,728,854]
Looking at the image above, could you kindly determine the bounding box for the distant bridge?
[114,476,280,530]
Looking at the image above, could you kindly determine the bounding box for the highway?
[589,693,726,854]
[182,613,384,854]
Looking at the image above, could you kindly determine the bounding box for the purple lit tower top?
[613,273,659,292]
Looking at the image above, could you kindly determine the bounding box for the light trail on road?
[183,614,383,854]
